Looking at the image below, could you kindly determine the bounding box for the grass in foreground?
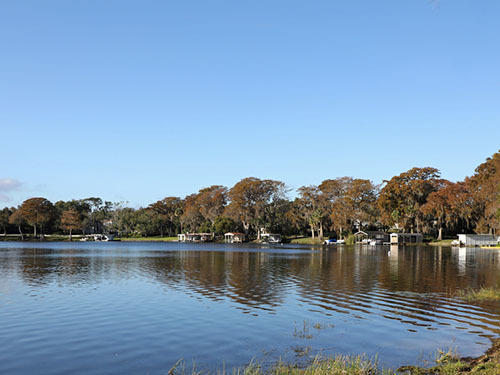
[400,342,500,374]
[169,355,390,375]
[167,340,500,375]
[456,287,500,302]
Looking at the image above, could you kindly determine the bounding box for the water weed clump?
[293,320,334,339]
[456,287,500,302]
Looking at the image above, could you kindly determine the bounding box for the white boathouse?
[457,234,498,247]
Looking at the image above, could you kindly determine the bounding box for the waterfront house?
[354,231,390,245]
[390,233,423,244]
[224,232,246,243]
[457,234,498,247]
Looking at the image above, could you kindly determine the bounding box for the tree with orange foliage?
[15,198,55,238]
[8,208,25,240]
[60,209,82,241]
[466,151,500,234]
[196,185,227,226]
[226,177,287,239]
[378,167,443,233]
[296,185,327,239]
[421,181,476,239]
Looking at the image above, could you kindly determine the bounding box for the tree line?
[1,151,499,241]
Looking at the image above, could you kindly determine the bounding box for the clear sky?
[1,0,499,207]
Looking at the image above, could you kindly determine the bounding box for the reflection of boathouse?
[224,232,246,243]
[177,233,214,242]
[354,231,390,245]
[390,233,423,244]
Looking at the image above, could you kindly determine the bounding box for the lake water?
[1,242,499,374]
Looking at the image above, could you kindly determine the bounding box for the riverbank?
[170,339,500,375]
[117,236,178,242]
[288,236,324,245]
[0,234,83,241]
[428,239,454,246]
[397,339,500,374]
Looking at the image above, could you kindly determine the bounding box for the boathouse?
[224,232,246,243]
[354,231,390,245]
[178,233,214,242]
[260,233,282,243]
[390,233,423,244]
[457,234,498,247]
[259,228,282,243]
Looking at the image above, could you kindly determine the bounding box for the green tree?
[213,216,237,235]
[112,207,138,236]
[0,207,11,235]
[81,197,113,234]
[149,197,184,236]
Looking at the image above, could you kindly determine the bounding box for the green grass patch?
[289,237,324,245]
[429,239,454,246]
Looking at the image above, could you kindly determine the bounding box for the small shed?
[457,234,498,247]
[224,232,245,243]
[354,231,390,245]
[390,233,423,244]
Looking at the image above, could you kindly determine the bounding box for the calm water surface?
[1,242,500,374]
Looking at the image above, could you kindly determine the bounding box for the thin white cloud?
[0,193,11,202]
[0,178,22,203]
[0,178,22,191]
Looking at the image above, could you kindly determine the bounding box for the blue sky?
[1,0,499,207]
